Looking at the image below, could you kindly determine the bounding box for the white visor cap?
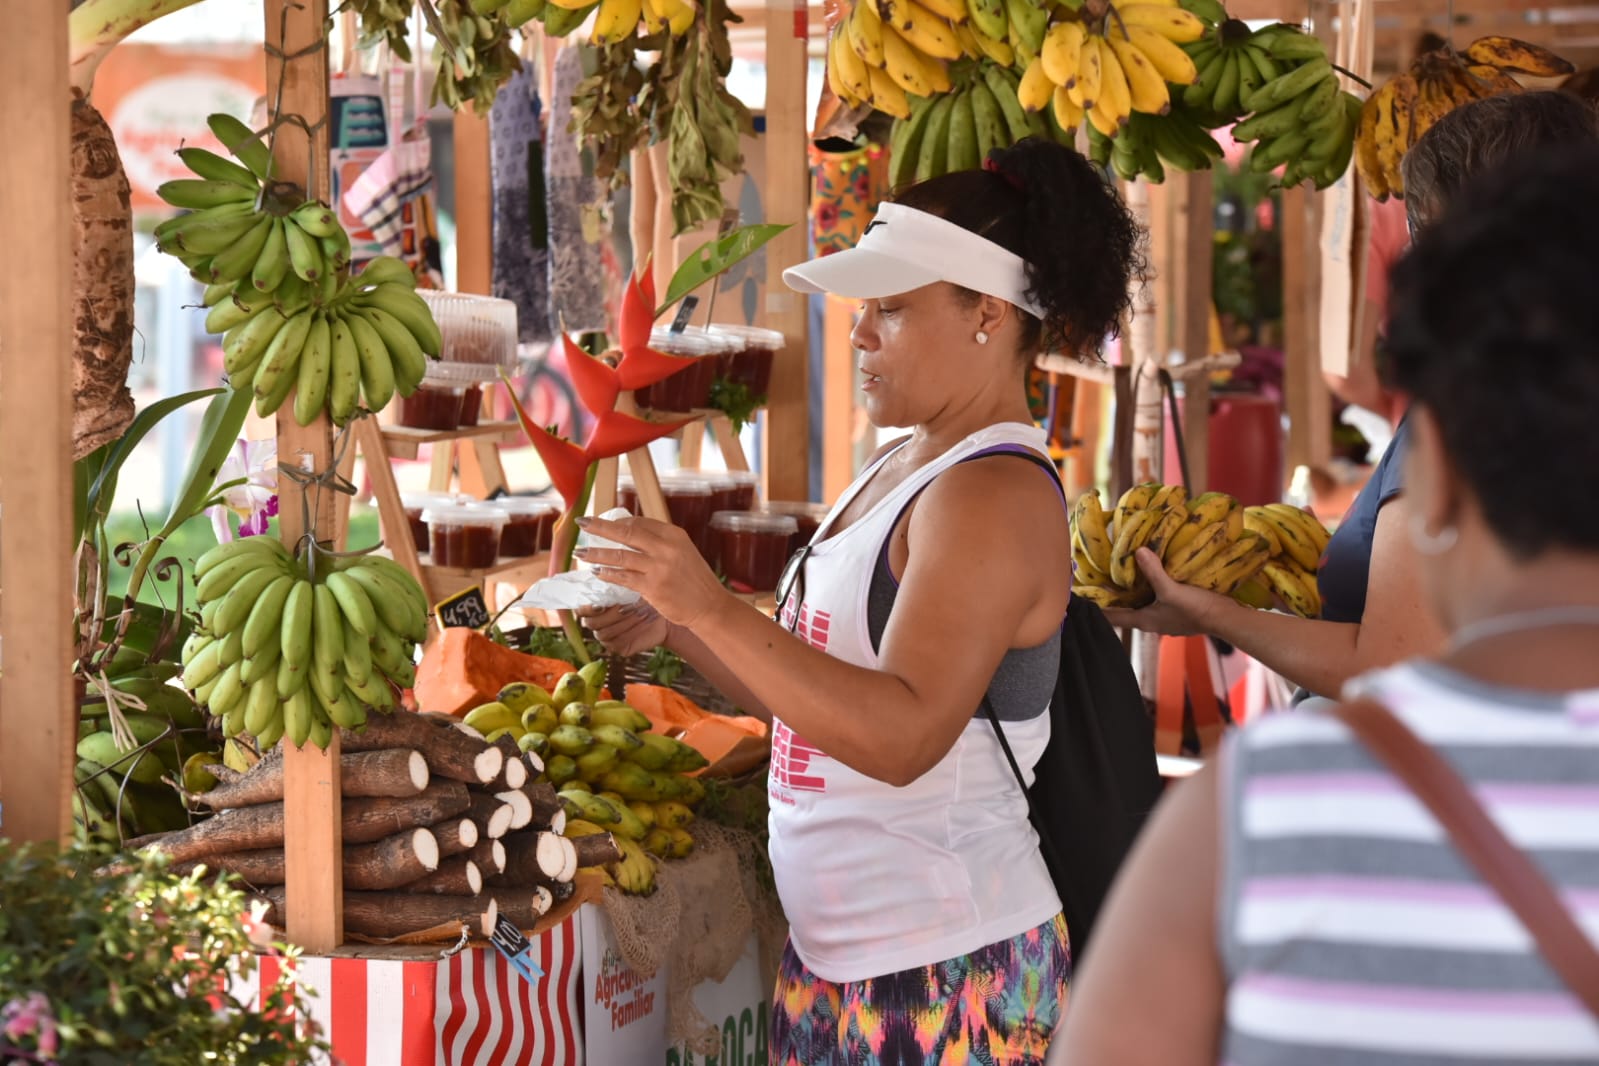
[782,202,1045,320]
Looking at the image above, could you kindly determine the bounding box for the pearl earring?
[975,331,989,345]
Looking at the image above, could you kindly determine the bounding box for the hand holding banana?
[1073,483,1330,622]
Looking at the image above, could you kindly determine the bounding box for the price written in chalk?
[490,914,544,984]
[434,586,491,631]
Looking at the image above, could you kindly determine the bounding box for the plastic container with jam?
[634,328,728,412]
[757,501,832,555]
[616,474,638,516]
[659,476,716,561]
[400,491,462,554]
[712,512,799,593]
[458,383,483,427]
[422,503,507,569]
[398,384,468,431]
[709,324,783,398]
[472,496,561,557]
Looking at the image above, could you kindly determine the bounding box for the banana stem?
[1331,63,1373,90]
[70,0,210,95]
[552,463,601,666]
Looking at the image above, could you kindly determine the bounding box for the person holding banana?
[1101,90,1599,704]
[575,137,1143,1064]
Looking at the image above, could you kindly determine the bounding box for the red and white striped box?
[229,918,583,1066]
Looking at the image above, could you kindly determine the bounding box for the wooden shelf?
[380,420,523,460]
[387,551,553,609]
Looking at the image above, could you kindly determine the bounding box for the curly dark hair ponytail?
[891,137,1145,357]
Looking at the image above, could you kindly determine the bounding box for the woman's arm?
[576,459,1071,786]
[1104,496,1444,696]
[1048,766,1226,1066]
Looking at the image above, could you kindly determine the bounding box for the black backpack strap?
[982,695,1069,881]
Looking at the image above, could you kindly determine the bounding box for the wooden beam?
[266,0,342,952]
[762,0,812,501]
[1281,185,1333,480]
[453,110,493,298]
[0,0,74,846]
[1174,170,1214,492]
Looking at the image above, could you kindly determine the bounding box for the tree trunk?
[495,830,575,888]
[467,793,515,839]
[257,888,498,940]
[195,748,428,808]
[491,735,528,791]
[69,94,134,460]
[434,817,480,859]
[490,886,554,930]
[469,838,506,875]
[571,831,622,869]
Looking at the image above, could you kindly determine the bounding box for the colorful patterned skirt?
[771,913,1070,1066]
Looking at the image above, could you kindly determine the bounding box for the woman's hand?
[572,515,729,628]
[576,602,671,657]
[1100,548,1234,637]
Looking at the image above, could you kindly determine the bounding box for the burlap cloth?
[599,821,787,1055]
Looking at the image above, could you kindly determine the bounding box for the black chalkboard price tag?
[434,586,491,630]
[489,913,544,983]
[669,294,700,333]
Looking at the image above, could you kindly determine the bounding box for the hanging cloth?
[491,64,551,342]
[544,47,609,334]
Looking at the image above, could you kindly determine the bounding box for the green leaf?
[80,388,223,544]
[655,223,790,316]
[152,386,252,543]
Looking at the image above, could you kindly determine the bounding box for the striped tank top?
[1218,660,1599,1065]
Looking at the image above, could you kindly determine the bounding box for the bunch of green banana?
[1242,503,1330,618]
[154,114,353,307]
[211,256,441,426]
[1088,105,1224,182]
[181,536,430,750]
[73,660,210,846]
[1223,24,1359,189]
[888,61,1074,187]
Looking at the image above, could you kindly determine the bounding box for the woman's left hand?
[572,515,729,628]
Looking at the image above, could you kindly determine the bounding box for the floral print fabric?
[809,143,891,257]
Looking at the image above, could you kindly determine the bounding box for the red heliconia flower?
[503,267,693,511]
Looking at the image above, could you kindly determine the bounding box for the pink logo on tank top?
[770,720,828,800]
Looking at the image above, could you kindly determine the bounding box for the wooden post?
[453,110,493,297]
[762,0,811,501]
[1282,184,1333,478]
[266,0,342,952]
[0,0,74,845]
[1174,170,1214,491]
[1123,179,1164,485]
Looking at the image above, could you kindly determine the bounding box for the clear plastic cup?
[659,476,716,561]
[709,324,783,398]
[470,497,561,557]
[422,503,507,569]
[400,491,462,554]
[398,384,468,431]
[636,328,729,412]
[711,511,799,592]
[616,473,638,516]
[757,501,832,555]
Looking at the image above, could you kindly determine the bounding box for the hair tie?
[982,152,1025,192]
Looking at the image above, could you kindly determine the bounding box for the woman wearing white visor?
[575,137,1143,1064]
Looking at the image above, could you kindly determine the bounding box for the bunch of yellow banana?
[568,0,694,45]
[1240,504,1330,619]
[208,257,441,426]
[574,824,665,895]
[827,0,959,120]
[886,62,1076,187]
[73,661,209,846]
[1073,484,1274,608]
[1354,36,1572,200]
[155,114,354,309]
[180,536,430,750]
[1019,1,1204,140]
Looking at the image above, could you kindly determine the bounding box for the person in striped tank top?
[1050,145,1599,1064]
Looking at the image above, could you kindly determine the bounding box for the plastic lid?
[470,496,560,517]
[709,324,784,351]
[421,503,508,527]
[722,469,759,486]
[650,326,741,357]
[711,511,798,533]
[658,477,713,496]
[402,490,463,510]
[759,500,831,519]
[666,468,736,490]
